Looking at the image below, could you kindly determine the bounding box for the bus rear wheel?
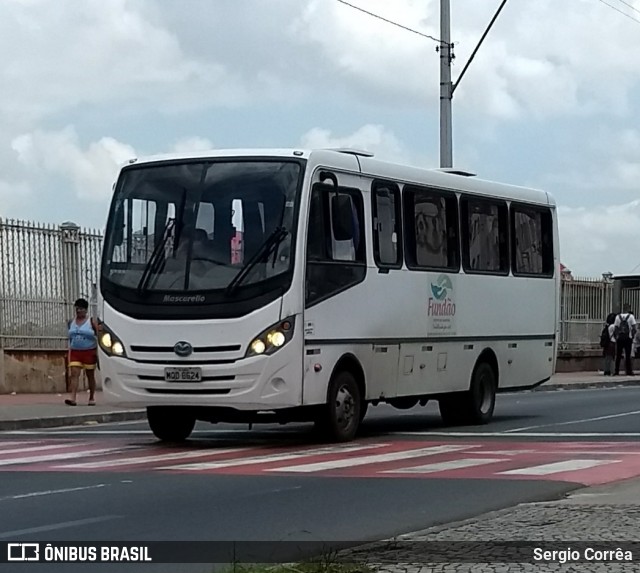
[439,361,496,426]
[315,370,362,442]
[147,406,196,442]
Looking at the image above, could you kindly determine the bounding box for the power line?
[612,0,640,17]
[335,0,441,43]
[596,0,640,25]
[452,0,510,95]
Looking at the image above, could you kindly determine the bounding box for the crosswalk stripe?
[160,443,388,471]
[477,450,535,455]
[498,459,618,475]
[0,441,41,449]
[266,445,476,473]
[0,443,89,457]
[382,457,508,474]
[56,447,249,469]
[544,450,640,455]
[0,447,133,467]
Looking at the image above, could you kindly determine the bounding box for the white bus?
[97,148,560,442]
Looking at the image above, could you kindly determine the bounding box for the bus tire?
[439,361,496,426]
[467,361,497,424]
[147,406,195,442]
[315,370,362,442]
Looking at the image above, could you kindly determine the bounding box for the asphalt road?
[1,387,640,573]
[23,385,640,439]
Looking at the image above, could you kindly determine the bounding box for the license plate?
[164,367,202,382]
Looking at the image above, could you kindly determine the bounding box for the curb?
[0,410,147,431]
[533,379,639,392]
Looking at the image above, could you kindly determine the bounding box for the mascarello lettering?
[163,294,205,303]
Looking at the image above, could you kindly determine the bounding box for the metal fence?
[0,218,637,353]
[559,275,613,350]
[0,219,103,351]
[558,276,640,350]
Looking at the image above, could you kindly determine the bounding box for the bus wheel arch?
[315,353,366,441]
[438,350,498,426]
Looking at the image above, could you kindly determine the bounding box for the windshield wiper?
[137,218,176,294]
[225,227,289,296]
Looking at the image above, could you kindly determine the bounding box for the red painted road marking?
[0,438,640,485]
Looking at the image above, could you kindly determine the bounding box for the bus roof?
[123,147,554,207]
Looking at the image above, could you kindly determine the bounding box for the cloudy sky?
[1,0,640,277]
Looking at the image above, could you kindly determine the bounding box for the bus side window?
[403,186,459,271]
[372,181,402,268]
[461,197,509,274]
[511,205,554,277]
[305,184,366,307]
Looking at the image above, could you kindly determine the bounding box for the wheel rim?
[335,383,356,431]
[478,370,494,414]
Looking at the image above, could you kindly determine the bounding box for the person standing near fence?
[66,298,99,406]
[601,312,617,376]
[614,303,637,376]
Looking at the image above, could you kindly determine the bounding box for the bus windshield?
[102,160,302,296]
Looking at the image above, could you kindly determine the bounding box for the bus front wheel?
[147,406,195,442]
[315,370,362,442]
[439,361,496,426]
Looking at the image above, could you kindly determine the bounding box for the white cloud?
[290,0,640,121]
[10,129,220,204]
[558,200,640,277]
[3,0,640,127]
[540,127,640,206]
[12,127,135,202]
[0,180,31,215]
[0,0,252,123]
[300,124,416,164]
[171,137,214,153]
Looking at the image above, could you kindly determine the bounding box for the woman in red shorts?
[66,298,99,406]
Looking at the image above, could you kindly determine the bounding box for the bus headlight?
[98,324,127,357]
[246,317,295,358]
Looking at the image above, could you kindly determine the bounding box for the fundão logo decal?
[430,274,453,301]
[428,274,455,317]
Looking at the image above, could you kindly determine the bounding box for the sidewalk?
[0,390,145,431]
[535,371,640,391]
[341,477,640,571]
[0,371,637,431]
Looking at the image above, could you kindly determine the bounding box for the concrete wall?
[555,350,602,373]
[556,349,640,373]
[0,350,103,394]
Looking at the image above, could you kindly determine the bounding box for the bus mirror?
[331,195,354,241]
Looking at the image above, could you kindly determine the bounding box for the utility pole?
[439,0,453,168]
[438,0,510,169]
